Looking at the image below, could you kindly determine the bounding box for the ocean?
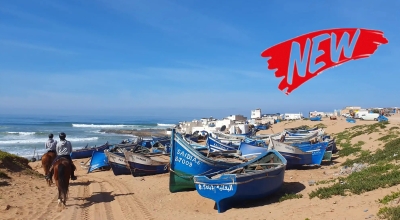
[0,114,184,159]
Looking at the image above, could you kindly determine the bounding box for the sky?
[0,0,399,119]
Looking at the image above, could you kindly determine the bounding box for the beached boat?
[70,142,110,159]
[206,135,238,152]
[123,149,170,177]
[193,149,286,213]
[87,151,110,173]
[268,139,326,166]
[104,150,131,176]
[378,115,389,122]
[254,123,270,130]
[286,126,319,133]
[310,116,322,121]
[169,129,257,193]
[346,118,356,123]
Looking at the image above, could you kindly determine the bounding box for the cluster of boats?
[71,125,337,213]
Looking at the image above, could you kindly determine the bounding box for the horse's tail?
[58,163,69,200]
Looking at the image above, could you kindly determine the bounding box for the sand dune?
[1,115,400,220]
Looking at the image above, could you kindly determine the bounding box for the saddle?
[50,157,76,171]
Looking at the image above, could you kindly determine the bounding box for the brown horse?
[41,151,57,186]
[53,157,71,210]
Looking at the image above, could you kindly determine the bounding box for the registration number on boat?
[175,149,201,167]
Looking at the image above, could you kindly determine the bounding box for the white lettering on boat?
[175,149,201,167]
[198,184,234,192]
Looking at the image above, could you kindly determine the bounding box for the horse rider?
[46,132,77,181]
[45,133,57,153]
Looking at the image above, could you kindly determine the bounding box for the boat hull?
[170,130,243,193]
[87,151,110,173]
[71,142,110,159]
[124,151,170,177]
[105,151,131,175]
[194,151,286,213]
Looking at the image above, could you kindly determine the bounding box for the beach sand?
[1,115,400,220]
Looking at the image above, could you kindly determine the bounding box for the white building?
[226,114,247,122]
[283,113,303,120]
[178,117,236,134]
[251,109,262,119]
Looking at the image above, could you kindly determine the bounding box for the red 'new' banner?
[261,28,388,95]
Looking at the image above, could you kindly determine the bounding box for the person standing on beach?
[46,132,77,180]
[45,133,57,153]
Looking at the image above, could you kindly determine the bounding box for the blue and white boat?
[123,149,170,177]
[70,142,111,159]
[193,149,287,213]
[310,116,322,121]
[268,138,326,166]
[169,129,260,193]
[206,135,238,152]
[87,151,110,173]
[346,118,356,123]
[104,150,131,176]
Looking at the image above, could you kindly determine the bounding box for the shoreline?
[1,115,400,219]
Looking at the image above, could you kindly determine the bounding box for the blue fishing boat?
[87,151,110,173]
[310,116,322,121]
[206,136,238,152]
[268,139,325,166]
[346,118,356,123]
[170,129,257,193]
[123,149,170,177]
[193,149,287,213]
[378,115,388,122]
[140,137,154,148]
[286,126,319,133]
[254,124,270,130]
[70,142,110,159]
[104,150,131,176]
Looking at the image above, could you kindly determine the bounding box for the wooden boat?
[378,115,388,122]
[206,135,238,152]
[272,130,322,141]
[70,142,110,159]
[286,126,319,133]
[254,124,270,130]
[346,118,356,123]
[104,150,131,176]
[169,129,259,193]
[123,148,170,177]
[268,139,326,166]
[310,116,322,121]
[87,151,110,173]
[193,149,286,213]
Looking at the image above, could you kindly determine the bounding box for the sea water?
[0,114,184,159]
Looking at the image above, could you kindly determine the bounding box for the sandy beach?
[1,115,400,220]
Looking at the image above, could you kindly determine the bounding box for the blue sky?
[0,0,399,119]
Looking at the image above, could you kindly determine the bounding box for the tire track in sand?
[92,176,154,220]
[79,180,91,220]
[97,180,114,220]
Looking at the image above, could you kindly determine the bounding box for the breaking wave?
[0,137,99,145]
[157,123,176,127]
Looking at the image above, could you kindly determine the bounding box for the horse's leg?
[57,186,62,208]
